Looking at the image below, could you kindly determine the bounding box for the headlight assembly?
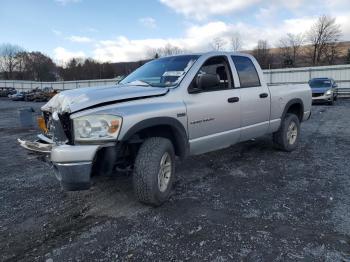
[325,89,332,96]
[73,114,122,142]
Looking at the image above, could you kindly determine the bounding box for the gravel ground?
[1,98,350,261]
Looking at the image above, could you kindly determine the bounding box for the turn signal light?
[37,116,48,133]
[108,119,120,133]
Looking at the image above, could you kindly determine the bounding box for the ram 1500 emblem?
[190,117,215,125]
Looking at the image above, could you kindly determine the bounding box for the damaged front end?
[18,106,98,191]
[18,85,162,191]
[18,137,52,153]
[18,108,70,151]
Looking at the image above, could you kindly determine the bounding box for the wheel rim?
[287,121,298,145]
[158,152,172,192]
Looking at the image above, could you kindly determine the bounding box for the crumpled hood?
[41,85,168,113]
[311,87,330,93]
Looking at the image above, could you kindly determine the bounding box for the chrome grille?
[52,119,68,143]
[43,112,68,144]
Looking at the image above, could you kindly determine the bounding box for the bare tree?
[0,43,23,79]
[14,51,28,80]
[211,37,226,51]
[147,44,184,59]
[324,42,341,65]
[162,44,183,56]
[252,40,272,69]
[231,33,242,52]
[146,48,160,59]
[279,33,304,67]
[307,15,342,65]
[346,49,350,64]
[25,52,57,81]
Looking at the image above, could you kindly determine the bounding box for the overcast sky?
[1,0,350,63]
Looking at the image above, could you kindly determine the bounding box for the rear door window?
[231,56,261,88]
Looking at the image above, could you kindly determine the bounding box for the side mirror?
[192,73,219,92]
[333,83,338,88]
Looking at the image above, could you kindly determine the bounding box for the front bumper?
[312,94,332,102]
[19,136,120,191]
[51,144,100,190]
[19,137,98,190]
[54,161,92,190]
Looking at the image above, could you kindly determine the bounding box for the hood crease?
[41,85,169,113]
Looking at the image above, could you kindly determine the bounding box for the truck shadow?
[84,174,151,219]
[86,136,276,218]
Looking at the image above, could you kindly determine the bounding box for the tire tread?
[133,137,174,206]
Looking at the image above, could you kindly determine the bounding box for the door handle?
[227,97,239,103]
[259,93,268,98]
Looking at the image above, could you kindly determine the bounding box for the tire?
[273,113,300,152]
[328,95,335,105]
[133,137,175,206]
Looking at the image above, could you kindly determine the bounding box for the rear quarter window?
[231,56,261,88]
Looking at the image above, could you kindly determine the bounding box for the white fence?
[263,64,350,88]
[0,78,121,92]
[1,64,350,91]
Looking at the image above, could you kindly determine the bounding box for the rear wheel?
[273,113,300,152]
[133,137,175,206]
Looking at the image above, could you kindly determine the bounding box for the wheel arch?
[121,117,189,159]
[282,98,304,122]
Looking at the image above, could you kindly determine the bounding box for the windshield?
[309,79,332,88]
[120,55,199,87]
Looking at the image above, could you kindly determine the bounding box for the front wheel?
[273,113,300,152]
[328,96,335,105]
[133,137,175,206]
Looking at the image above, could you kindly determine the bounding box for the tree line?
[211,15,349,69]
[1,15,350,82]
[0,44,139,81]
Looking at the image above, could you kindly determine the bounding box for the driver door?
[184,56,241,155]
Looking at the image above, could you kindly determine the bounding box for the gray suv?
[309,77,338,105]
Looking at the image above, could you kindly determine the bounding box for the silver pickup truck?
[19,52,312,205]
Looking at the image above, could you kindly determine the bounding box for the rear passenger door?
[231,55,270,141]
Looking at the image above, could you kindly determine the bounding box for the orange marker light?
[108,120,120,133]
[37,116,48,133]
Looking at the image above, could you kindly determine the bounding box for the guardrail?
[338,88,350,98]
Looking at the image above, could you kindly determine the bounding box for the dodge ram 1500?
[19,52,312,205]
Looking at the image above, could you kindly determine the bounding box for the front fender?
[120,117,189,159]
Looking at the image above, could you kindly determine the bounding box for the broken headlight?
[73,114,122,142]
